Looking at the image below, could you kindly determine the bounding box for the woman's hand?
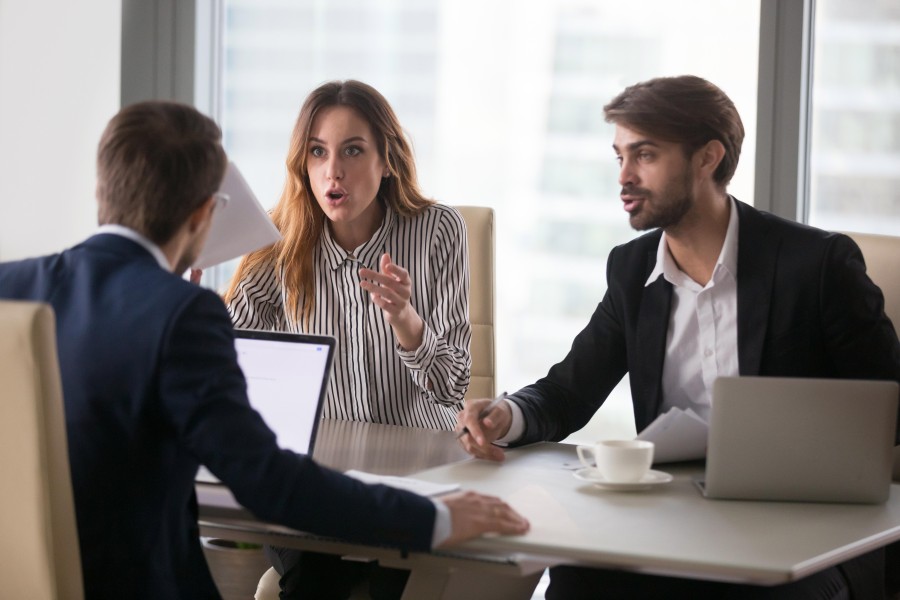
[359,253,425,351]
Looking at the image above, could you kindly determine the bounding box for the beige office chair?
[844,232,900,598]
[455,205,496,400]
[844,232,900,478]
[0,300,83,599]
[844,232,900,335]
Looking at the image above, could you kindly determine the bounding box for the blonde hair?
[224,80,433,325]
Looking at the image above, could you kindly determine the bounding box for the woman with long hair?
[225,80,471,598]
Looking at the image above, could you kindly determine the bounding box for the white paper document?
[637,407,708,464]
[193,162,282,269]
[344,470,461,497]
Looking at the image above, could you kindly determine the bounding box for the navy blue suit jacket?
[0,234,435,599]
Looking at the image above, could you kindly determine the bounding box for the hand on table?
[359,253,424,351]
[455,397,513,462]
[437,491,529,548]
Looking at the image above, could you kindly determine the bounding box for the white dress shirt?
[650,198,740,421]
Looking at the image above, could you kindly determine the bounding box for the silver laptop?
[196,329,336,484]
[699,376,898,504]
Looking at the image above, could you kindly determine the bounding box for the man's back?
[0,232,442,598]
[0,233,234,597]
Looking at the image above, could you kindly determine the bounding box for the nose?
[326,155,343,181]
[618,158,637,187]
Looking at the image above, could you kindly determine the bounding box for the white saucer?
[573,468,673,491]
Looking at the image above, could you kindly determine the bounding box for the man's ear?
[695,140,726,181]
[187,197,216,233]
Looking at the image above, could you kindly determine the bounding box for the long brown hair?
[224,80,433,325]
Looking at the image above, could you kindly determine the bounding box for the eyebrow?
[309,136,369,145]
[612,140,660,153]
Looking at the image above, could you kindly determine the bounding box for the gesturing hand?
[359,253,425,351]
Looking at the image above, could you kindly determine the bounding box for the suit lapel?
[735,202,778,375]
[634,246,671,429]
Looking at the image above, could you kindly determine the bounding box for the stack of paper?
[637,407,708,463]
[344,470,461,497]
[193,162,282,269]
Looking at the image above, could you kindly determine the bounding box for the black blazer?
[0,234,435,599]
[511,200,900,444]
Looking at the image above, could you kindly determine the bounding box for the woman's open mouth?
[325,189,347,204]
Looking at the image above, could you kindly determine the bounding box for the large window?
[808,0,900,234]
[212,0,760,440]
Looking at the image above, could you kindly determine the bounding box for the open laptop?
[698,376,898,504]
[196,329,336,484]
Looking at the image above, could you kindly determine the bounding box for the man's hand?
[437,491,529,548]
[455,397,512,462]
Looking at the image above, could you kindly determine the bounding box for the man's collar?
[644,195,740,288]
[96,224,172,271]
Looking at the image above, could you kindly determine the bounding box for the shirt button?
[704,348,713,357]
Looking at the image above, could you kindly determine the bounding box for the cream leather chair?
[844,232,900,334]
[844,232,900,599]
[844,232,900,479]
[254,206,497,600]
[0,300,83,599]
[455,205,496,400]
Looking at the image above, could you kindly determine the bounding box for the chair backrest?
[843,231,900,333]
[842,232,900,481]
[455,206,496,400]
[0,300,83,599]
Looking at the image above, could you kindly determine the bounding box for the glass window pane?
[218,0,759,441]
[809,0,900,234]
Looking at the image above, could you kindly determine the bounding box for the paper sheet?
[637,407,708,463]
[193,161,282,269]
[504,484,584,543]
[344,470,461,497]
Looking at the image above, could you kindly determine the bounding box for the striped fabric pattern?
[228,203,471,430]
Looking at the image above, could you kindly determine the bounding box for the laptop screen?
[197,329,336,484]
[234,329,335,455]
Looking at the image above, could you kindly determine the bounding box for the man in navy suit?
[0,101,528,599]
[457,76,900,599]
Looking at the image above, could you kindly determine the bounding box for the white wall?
[0,0,121,261]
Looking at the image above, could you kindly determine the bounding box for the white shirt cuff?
[495,397,525,445]
[430,499,451,547]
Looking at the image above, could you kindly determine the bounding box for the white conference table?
[197,419,900,600]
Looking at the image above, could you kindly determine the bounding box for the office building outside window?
[809,0,900,235]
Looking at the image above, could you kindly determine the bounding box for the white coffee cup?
[576,440,654,483]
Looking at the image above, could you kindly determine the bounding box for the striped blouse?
[228,202,471,430]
